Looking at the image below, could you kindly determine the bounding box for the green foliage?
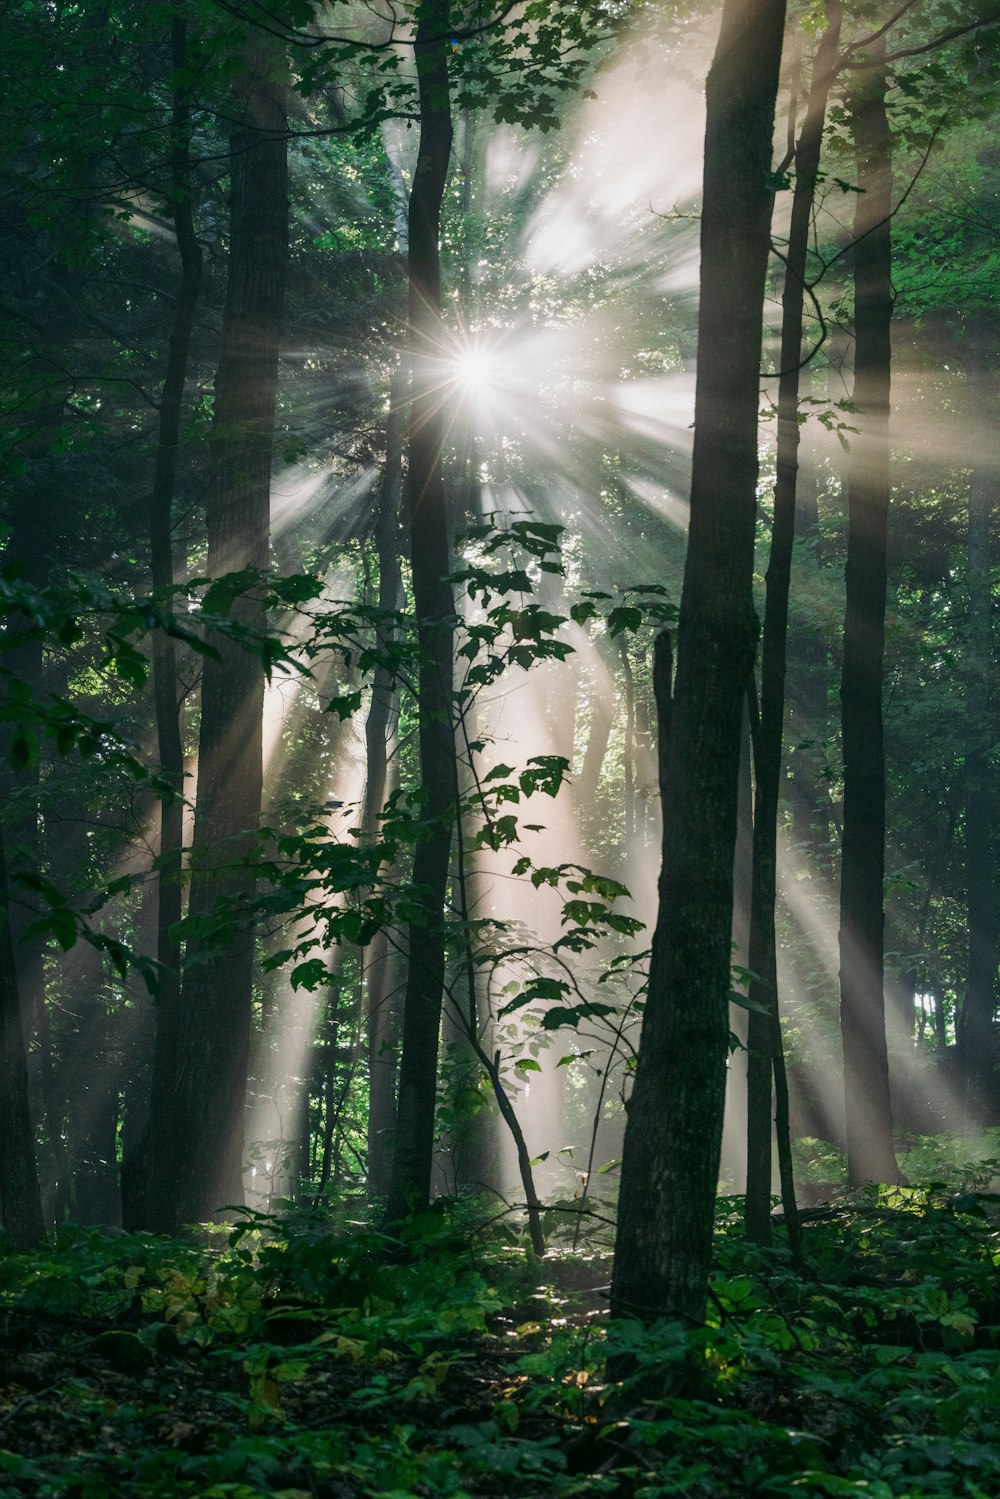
[6,1189,998,1497]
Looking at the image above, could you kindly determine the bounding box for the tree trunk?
[744,0,841,1248]
[574,652,615,806]
[838,37,902,1187]
[384,0,456,1224]
[363,361,405,1198]
[0,821,46,1249]
[142,43,288,1231]
[611,0,787,1327]
[959,318,998,1123]
[122,4,202,1229]
[3,440,67,1221]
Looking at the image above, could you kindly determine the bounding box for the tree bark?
[744,1,841,1248]
[838,37,902,1187]
[0,821,47,1249]
[839,32,899,1181]
[122,4,203,1229]
[363,361,405,1198]
[611,0,787,1327]
[384,0,456,1224]
[142,42,288,1231]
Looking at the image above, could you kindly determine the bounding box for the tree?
[362,360,406,1199]
[0,820,46,1249]
[611,0,787,1327]
[958,315,998,1122]
[384,0,457,1224]
[122,0,204,1231]
[744,0,842,1250]
[141,32,290,1231]
[837,31,903,1187]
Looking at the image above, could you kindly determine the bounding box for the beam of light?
[521,16,711,281]
[770,831,972,1182]
[270,464,380,544]
[246,712,368,1209]
[623,474,690,532]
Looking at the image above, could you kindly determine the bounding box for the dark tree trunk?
[67,999,121,1227]
[363,362,405,1198]
[744,1,841,1249]
[959,318,998,1123]
[611,0,787,1327]
[3,463,68,1217]
[384,0,456,1224]
[838,38,902,1187]
[142,45,288,1231]
[620,640,636,844]
[366,928,402,1196]
[0,822,46,1249]
[122,5,203,1229]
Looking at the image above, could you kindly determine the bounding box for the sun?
[452,340,497,395]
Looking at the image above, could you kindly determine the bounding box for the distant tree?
[744,0,842,1252]
[141,34,290,1231]
[959,314,998,1123]
[837,31,903,1187]
[0,821,46,1249]
[361,362,406,1200]
[122,0,204,1232]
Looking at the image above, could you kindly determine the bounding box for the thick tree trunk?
[959,319,998,1123]
[0,822,46,1249]
[384,0,456,1224]
[744,1,841,1248]
[611,0,786,1327]
[143,46,288,1231]
[838,38,902,1187]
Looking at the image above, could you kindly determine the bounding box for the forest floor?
[1,1178,1000,1499]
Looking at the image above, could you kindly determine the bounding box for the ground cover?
[1,1178,999,1499]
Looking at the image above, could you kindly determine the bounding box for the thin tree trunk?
[960,318,998,1123]
[575,655,614,806]
[3,455,66,1221]
[838,37,902,1187]
[620,640,636,845]
[384,0,456,1224]
[122,4,202,1229]
[363,361,405,1197]
[0,822,46,1249]
[451,804,539,1239]
[611,0,786,1327]
[143,44,288,1231]
[745,1,841,1247]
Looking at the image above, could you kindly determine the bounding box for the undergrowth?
[1,1177,999,1498]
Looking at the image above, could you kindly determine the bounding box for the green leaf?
[729,990,772,1016]
[607,606,643,637]
[325,691,363,721]
[10,728,38,769]
[540,1002,616,1030]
